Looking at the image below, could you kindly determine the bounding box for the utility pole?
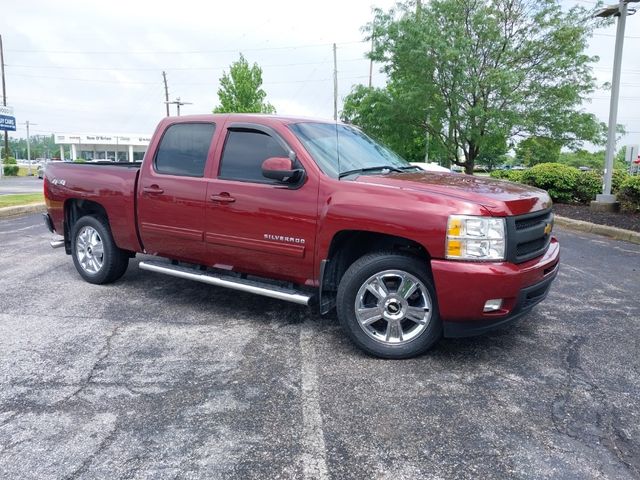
[593,0,639,210]
[21,121,37,175]
[368,26,374,89]
[333,43,338,121]
[162,71,170,117]
[165,97,192,116]
[1,34,9,177]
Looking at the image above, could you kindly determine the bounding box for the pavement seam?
[555,215,640,245]
[299,320,330,480]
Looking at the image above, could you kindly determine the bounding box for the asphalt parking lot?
[0,177,44,195]
[1,214,639,479]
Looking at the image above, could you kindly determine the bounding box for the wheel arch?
[63,199,110,255]
[319,230,431,314]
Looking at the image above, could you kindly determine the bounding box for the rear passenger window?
[155,123,215,177]
[219,129,288,183]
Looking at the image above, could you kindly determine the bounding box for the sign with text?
[0,105,16,131]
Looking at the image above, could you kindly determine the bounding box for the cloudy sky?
[1,0,639,151]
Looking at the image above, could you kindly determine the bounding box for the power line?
[6,40,366,55]
[7,72,370,86]
[5,57,368,72]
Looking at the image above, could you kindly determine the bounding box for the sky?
[1,0,639,153]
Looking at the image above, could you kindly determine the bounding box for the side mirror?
[261,157,304,183]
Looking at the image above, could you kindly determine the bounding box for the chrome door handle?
[210,193,235,203]
[143,186,164,194]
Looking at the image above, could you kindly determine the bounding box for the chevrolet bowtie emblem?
[544,223,553,235]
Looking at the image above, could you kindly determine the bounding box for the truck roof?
[161,113,337,126]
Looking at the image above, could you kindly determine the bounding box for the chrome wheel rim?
[76,226,104,274]
[355,269,432,345]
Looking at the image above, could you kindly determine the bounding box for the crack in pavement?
[552,335,639,477]
[56,323,124,406]
[62,422,120,480]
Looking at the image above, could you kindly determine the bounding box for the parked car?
[409,162,451,173]
[43,114,559,359]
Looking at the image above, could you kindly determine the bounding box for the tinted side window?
[219,130,287,182]
[155,123,215,177]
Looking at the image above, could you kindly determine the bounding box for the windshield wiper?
[338,166,404,179]
[398,165,422,171]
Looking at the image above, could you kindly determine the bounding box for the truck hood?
[354,171,552,216]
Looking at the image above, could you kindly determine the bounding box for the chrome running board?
[139,260,312,306]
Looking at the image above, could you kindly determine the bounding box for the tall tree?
[515,136,562,166]
[213,54,276,114]
[343,0,607,174]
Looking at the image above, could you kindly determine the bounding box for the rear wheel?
[71,215,129,284]
[337,253,441,359]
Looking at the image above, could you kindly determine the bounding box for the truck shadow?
[116,258,537,365]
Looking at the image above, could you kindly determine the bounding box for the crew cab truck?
[43,114,559,359]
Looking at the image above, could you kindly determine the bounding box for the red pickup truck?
[43,114,559,358]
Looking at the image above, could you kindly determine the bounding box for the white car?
[410,162,452,173]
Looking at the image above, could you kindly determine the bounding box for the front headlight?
[446,215,506,261]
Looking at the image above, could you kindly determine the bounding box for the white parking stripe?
[299,320,329,480]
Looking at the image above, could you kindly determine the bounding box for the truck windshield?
[289,122,414,179]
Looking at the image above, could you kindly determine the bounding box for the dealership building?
[54,133,151,162]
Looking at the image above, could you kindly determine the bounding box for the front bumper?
[431,237,559,338]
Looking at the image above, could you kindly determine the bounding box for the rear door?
[204,123,318,285]
[137,122,216,264]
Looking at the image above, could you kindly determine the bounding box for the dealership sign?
[0,105,16,131]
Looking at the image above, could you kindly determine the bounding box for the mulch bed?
[553,203,640,233]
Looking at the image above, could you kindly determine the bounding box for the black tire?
[336,252,441,359]
[71,215,129,284]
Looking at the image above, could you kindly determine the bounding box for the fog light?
[483,299,503,312]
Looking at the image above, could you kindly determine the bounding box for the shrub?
[618,176,640,213]
[2,156,19,176]
[489,169,525,183]
[506,170,525,183]
[489,170,510,180]
[574,171,602,204]
[612,169,630,194]
[520,163,580,203]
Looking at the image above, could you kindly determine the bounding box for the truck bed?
[44,161,142,252]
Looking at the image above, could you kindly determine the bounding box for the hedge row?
[2,157,19,176]
[619,176,640,213]
[489,163,639,211]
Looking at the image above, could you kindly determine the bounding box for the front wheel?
[336,253,441,359]
[71,215,129,284]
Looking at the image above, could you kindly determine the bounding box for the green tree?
[9,134,58,160]
[345,0,607,174]
[515,136,562,166]
[213,54,276,114]
[341,84,446,162]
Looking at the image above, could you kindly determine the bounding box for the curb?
[555,215,640,245]
[0,202,46,219]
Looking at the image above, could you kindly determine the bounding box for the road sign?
[0,105,16,131]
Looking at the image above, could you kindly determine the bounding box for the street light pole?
[593,0,639,210]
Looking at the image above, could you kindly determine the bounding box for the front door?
[204,124,318,285]
[137,122,216,264]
